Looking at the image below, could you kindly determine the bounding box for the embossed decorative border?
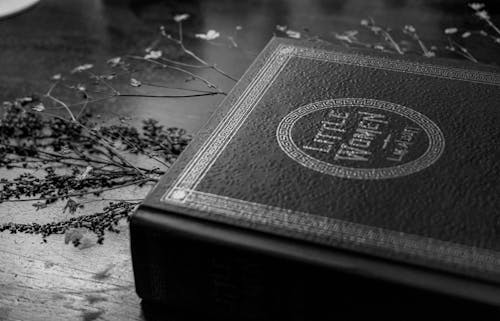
[162,44,500,276]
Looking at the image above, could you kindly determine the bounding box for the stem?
[118,92,218,98]
[127,55,225,93]
[109,130,171,168]
[61,85,221,111]
[415,36,431,56]
[44,82,77,122]
[139,82,220,94]
[35,149,158,173]
[227,36,238,48]
[486,18,500,36]
[88,71,120,95]
[76,98,90,120]
[158,57,211,69]
[80,198,143,205]
[163,25,238,82]
[381,30,404,54]
[34,110,146,177]
[178,21,183,44]
[447,37,478,63]
[41,88,143,176]
[181,45,238,81]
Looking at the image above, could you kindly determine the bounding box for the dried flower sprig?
[275,25,302,39]
[469,3,500,37]
[159,14,238,82]
[227,25,243,48]
[332,29,389,53]
[0,96,191,244]
[403,25,436,58]
[333,3,498,64]
[0,200,139,244]
[443,32,479,63]
[0,13,254,246]
[361,18,404,54]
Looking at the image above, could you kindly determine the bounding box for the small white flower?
[195,30,220,41]
[101,74,116,80]
[32,103,45,112]
[276,25,287,32]
[107,57,121,67]
[286,29,301,39]
[468,3,485,11]
[461,31,472,38]
[333,33,352,43]
[236,25,243,31]
[479,30,488,36]
[475,10,490,20]
[70,63,93,74]
[360,19,369,26]
[370,26,382,33]
[159,25,168,37]
[374,45,385,50]
[144,50,162,60]
[18,97,33,103]
[130,78,142,87]
[404,25,416,33]
[76,84,86,92]
[51,74,62,80]
[423,51,436,58]
[173,13,190,23]
[345,30,359,37]
[444,27,458,34]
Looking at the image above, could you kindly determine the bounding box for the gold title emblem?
[276,98,445,179]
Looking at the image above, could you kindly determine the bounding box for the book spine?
[130,213,285,320]
[130,209,500,320]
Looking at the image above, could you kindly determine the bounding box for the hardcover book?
[131,37,500,320]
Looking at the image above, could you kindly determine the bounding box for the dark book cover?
[131,37,500,319]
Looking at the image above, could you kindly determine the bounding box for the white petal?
[174,13,190,22]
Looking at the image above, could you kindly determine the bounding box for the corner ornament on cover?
[276,98,445,179]
[278,45,297,56]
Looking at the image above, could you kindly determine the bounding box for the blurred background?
[1,0,499,132]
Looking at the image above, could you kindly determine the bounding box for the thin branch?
[446,37,478,62]
[76,98,90,120]
[88,71,120,95]
[33,110,146,177]
[161,23,238,82]
[108,130,171,168]
[44,81,77,122]
[118,92,219,98]
[365,17,404,54]
[126,55,225,93]
[487,20,500,36]
[139,81,220,94]
[158,57,212,69]
[35,148,160,173]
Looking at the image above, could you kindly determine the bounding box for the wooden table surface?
[0,0,499,320]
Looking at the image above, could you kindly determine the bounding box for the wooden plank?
[0,230,143,321]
